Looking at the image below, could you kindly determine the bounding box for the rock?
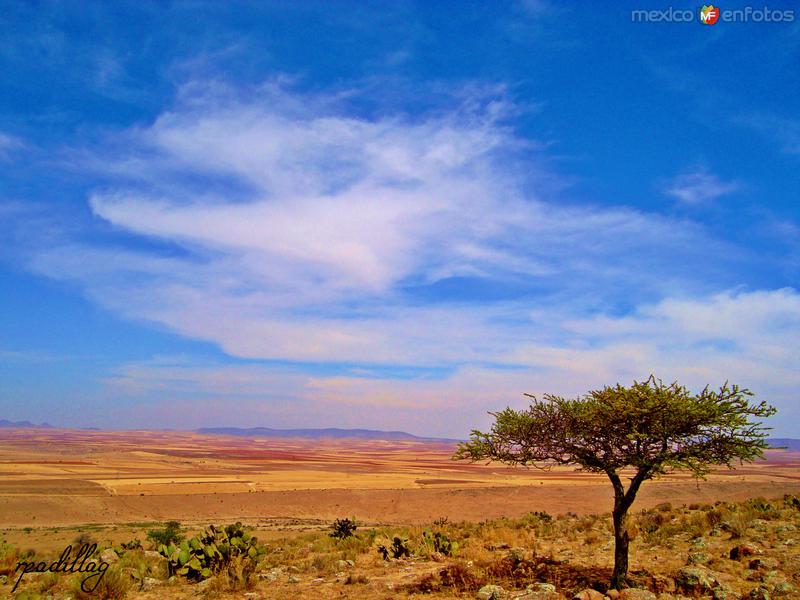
[100,548,119,563]
[730,544,760,560]
[748,557,778,570]
[573,589,606,600]
[144,550,162,559]
[676,566,718,595]
[288,575,300,584]
[196,578,213,591]
[311,577,325,584]
[287,565,300,573]
[509,547,528,560]
[687,553,710,565]
[773,582,797,596]
[337,560,349,569]
[619,589,656,600]
[712,585,740,600]
[531,583,557,593]
[259,567,284,581]
[606,591,620,599]
[651,575,676,594]
[141,577,160,592]
[243,593,260,599]
[478,584,507,600]
[346,559,355,567]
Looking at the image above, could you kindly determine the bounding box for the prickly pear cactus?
[157,521,265,580]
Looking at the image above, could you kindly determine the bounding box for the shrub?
[146,521,183,547]
[73,531,96,547]
[119,539,143,553]
[439,562,484,591]
[0,543,21,578]
[70,566,130,600]
[329,518,357,540]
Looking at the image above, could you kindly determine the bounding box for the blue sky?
[1,1,798,436]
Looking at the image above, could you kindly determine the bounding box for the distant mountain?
[196,426,459,443]
[0,419,54,429]
[767,438,800,451]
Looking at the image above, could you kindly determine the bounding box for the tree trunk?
[611,504,629,589]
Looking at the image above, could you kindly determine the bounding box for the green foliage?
[378,536,411,560]
[455,376,775,478]
[146,520,183,547]
[422,529,459,556]
[119,539,143,553]
[156,521,266,581]
[454,375,776,589]
[329,517,357,540]
[784,494,800,510]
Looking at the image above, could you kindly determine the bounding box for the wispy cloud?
[662,167,739,205]
[96,288,800,435]
[0,131,24,159]
[6,80,797,435]
[739,113,800,156]
[21,81,747,367]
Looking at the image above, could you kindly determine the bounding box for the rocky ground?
[1,495,798,599]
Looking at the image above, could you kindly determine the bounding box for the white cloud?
[663,168,739,205]
[739,113,800,156]
[20,81,742,366]
[12,81,799,435]
[0,132,24,159]
[97,288,800,436]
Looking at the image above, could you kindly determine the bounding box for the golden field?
[1,428,800,599]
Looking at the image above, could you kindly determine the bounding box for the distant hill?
[0,419,53,428]
[195,426,460,443]
[767,438,800,451]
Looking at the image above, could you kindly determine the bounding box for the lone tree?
[454,376,775,589]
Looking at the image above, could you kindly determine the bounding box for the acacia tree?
[454,376,775,589]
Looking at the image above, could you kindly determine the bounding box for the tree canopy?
[454,375,776,588]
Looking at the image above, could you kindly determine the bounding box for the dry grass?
[1,494,799,598]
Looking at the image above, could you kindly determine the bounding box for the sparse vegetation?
[146,520,183,547]
[157,521,265,581]
[2,495,800,598]
[455,375,776,588]
[329,517,357,540]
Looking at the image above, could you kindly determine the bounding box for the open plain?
[2,427,800,532]
[2,428,800,598]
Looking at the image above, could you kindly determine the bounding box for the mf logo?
[699,5,720,24]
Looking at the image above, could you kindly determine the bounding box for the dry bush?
[70,566,131,600]
[438,562,485,591]
[344,573,369,584]
[0,543,22,578]
[209,554,258,592]
[484,554,621,595]
[584,530,603,545]
[72,531,96,547]
[35,571,60,594]
[722,513,753,539]
[705,507,725,528]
